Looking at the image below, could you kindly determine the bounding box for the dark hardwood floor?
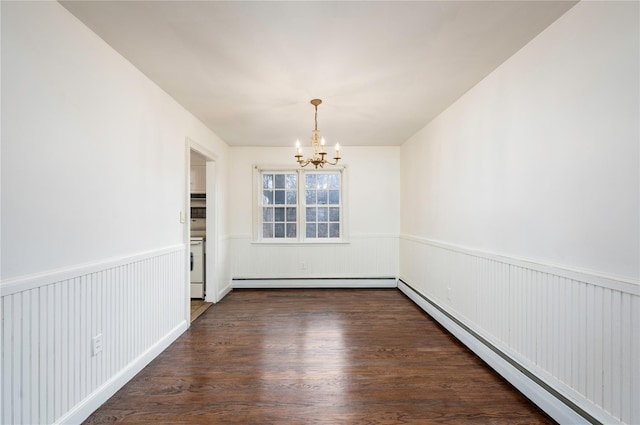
[84,288,554,424]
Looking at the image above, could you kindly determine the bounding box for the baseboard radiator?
[232,277,397,289]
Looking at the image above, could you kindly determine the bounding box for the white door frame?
[185,138,219,323]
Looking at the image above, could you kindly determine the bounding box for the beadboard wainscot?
[0,245,188,425]
[399,234,640,425]
[230,234,399,287]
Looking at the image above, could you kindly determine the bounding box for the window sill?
[251,239,350,246]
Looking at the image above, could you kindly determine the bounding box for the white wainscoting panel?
[229,234,399,279]
[1,245,187,425]
[399,235,639,425]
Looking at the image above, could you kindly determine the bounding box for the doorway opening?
[189,149,207,301]
[186,141,217,324]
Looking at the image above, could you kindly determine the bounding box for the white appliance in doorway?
[190,237,205,298]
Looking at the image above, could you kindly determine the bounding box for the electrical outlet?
[92,334,103,357]
[446,287,452,301]
[300,262,306,271]
[180,211,186,223]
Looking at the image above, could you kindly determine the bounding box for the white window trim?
[252,164,349,244]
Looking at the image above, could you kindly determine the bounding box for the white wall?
[1,2,230,424]
[1,2,229,281]
[228,146,399,279]
[400,2,639,424]
[401,1,638,281]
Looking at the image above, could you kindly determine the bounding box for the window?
[255,167,345,242]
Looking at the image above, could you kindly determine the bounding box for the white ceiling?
[60,1,577,147]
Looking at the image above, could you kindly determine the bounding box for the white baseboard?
[218,281,233,301]
[397,281,591,425]
[232,278,397,289]
[56,320,189,425]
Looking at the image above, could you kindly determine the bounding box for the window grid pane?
[263,174,274,189]
[306,223,316,238]
[274,222,285,238]
[263,223,273,238]
[329,223,340,238]
[286,207,296,222]
[263,207,273,222]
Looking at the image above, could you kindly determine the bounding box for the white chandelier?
[294,99,341,168]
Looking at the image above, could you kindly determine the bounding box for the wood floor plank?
[84,289,555,424]
[190,300,213,323]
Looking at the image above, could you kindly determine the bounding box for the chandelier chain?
[314,105,318,131]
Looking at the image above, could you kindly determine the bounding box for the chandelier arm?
[325,158,340,166]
